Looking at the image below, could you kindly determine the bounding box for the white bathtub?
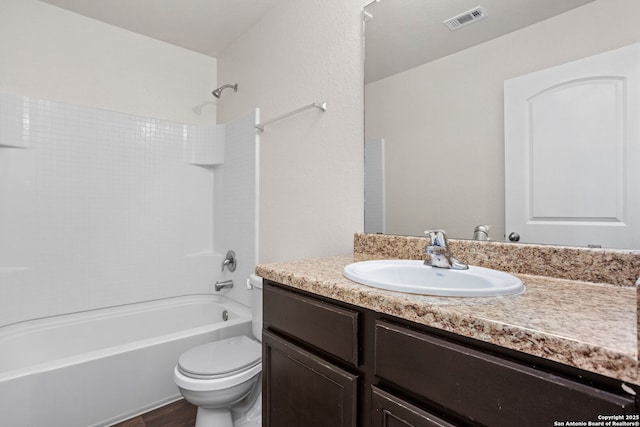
[0,294,252,427]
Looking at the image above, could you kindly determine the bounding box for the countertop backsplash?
[354,233,640,287]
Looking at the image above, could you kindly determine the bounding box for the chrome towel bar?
[255,101,326,132]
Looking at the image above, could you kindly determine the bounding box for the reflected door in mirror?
[504,43,640,249]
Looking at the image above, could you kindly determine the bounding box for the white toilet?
[174,274,263,427]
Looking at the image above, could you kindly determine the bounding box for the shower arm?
[212,84,238,98]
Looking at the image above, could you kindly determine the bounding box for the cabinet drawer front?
[263,330,358,427]
[264,283,359,365]
[372,386,456,427]
[375,321,635,426]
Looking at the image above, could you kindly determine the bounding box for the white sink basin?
[343,260,524,297]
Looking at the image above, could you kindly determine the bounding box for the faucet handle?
[424,229,448,247]
[424,229,450,269]
[222,250,237,272]
[423,229,469,270]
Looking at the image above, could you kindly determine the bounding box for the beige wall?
[365,0,640,240]
[0,0,218,125]
[218,0,365,263]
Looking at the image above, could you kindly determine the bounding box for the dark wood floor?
[111,399,197,427]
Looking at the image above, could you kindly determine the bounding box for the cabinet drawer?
[372,386,456,427]
[264,283,359,365]
[375,320,636,426]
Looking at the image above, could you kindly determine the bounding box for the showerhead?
[212,83,238,98]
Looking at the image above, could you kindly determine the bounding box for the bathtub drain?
[222,310,229,321]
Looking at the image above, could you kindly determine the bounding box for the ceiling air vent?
[443,6,487,31]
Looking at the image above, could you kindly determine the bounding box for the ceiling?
[364,0,596,83]
[40,0,595,82]
[39,0,284,57]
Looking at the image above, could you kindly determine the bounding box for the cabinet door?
[263,330,358,427]
[372,386,457,427]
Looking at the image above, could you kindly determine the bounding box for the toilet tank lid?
[249,274,263,289]
[178,335,261,378]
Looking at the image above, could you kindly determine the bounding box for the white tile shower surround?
[0,93,257,327]
[214,110,259,308]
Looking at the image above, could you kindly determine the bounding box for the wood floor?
[111,399,197,427]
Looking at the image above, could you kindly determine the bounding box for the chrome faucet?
[424,229,469,270]
[221,250,237,272]
[215,280,234,292]
[472,225,491,241]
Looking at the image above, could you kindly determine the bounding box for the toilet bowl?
[174,274,263,427]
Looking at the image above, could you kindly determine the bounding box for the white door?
[504,43,640,249]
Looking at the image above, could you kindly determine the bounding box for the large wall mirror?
[363,0,640,249]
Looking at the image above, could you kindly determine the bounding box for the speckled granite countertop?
[256,255,638,385]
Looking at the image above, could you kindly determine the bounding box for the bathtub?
[0,294,252,427]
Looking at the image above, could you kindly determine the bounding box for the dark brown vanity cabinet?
[262,283,359,427]
[263,280,638,426]
[263,330,357,426]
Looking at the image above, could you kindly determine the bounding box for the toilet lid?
[177,336,261,379]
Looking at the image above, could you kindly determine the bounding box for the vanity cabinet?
[262,280,637,426]
[262,283,359,427]
[263,330,357,426]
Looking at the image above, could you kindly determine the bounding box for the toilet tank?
[248,274,263,342]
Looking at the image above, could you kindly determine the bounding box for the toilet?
[173,274,263,427]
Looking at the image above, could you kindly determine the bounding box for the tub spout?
[215,280,234,292]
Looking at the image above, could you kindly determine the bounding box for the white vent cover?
[443,6,487,31]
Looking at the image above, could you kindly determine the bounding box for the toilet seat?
[174,361,261,392]
[177,335,261,380]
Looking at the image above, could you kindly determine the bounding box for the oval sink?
[343,260,524,297]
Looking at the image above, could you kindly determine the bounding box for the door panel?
[504,43,640,249]
[371,386,457,427]
[262,330,358,427]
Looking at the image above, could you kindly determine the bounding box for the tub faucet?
[424,229,469,270]
[215,280,234,292]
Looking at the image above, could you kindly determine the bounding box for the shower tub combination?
[0,294,252,427]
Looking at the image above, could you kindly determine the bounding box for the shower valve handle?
[222,250,237,272]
